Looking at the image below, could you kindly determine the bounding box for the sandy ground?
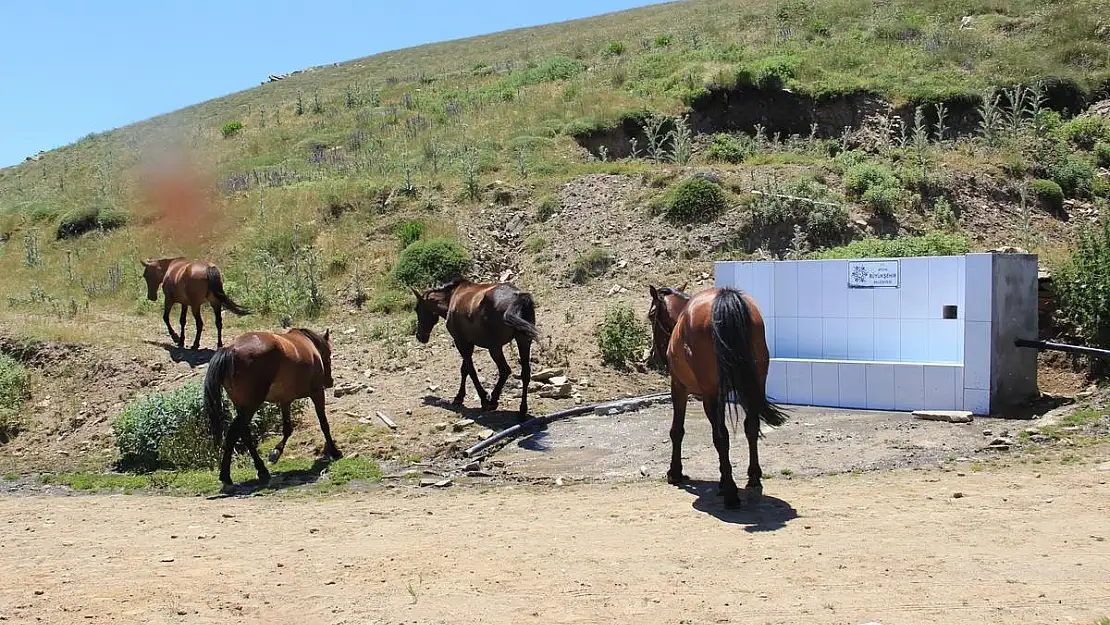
[2,457,1108,625]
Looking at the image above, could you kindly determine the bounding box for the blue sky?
[0,0,670,168]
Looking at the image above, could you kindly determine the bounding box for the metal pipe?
[462,392,672,458]
[1014,338,1110,360]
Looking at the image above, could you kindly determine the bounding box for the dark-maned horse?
[412,279,539,421]
[648,284,787,508]
[203,327,340,491]
[142,257,250,350]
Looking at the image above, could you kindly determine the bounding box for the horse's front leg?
[163,299,180,346]
[667,379,690,484]
[311,390,342,460]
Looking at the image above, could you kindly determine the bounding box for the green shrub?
[524,236,548,253]
[0,355,30,443]
[536,195,559,222]
[391,237,470,287]
[221,121,244,138]
[55,206,129,240]
[666,178,728,222]
[653,34,673,48]
[815,232,970,259]
[603,41,627,57]
[597,305,649,369]
[843,162,899,198]
[1096,142,1110,168]
[861,184,909,216]
[1056,116,1110,150]
[1032,179,1065,211]
[747,54,800,88]
[397,220,426,249]
[707,133,752,164]
[806,202,851,245]
[112,382,296,473]
[932,197,957,230]
[1055,217,1110,348]
[570,248,614,284]
[1052,156,1096,198]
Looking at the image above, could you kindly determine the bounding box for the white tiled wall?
[715,255,996,414]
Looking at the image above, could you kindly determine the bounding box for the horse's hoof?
[191,343,201,351]
[516,412,530,423]
[326,446,343,460]
[666,471,689,485]
[745,486,764,505]
[257,472,272,486]
[268,449,282,464]
[723,494,743,509]
[451,396,465,407]
[219,482,237,495]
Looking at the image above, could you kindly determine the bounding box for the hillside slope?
[0,0,1108,471]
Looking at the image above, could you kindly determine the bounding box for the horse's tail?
[711,287,787,431]
[206,266,250,316]
[504,292,540,342]
[204,348,234,449]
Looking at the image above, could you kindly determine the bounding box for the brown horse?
[648,284,787,508]
[412,279,539,421]
[203,327,339,490]
[142,257,249,350]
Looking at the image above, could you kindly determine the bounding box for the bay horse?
[203,327,340,491]
[648,284,787,508]
[412,279,539,421]
[142,257,250,350]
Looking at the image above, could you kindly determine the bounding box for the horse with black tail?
[203,327,340,492]
[648,284,787,508]
[141,257,250,350]
[412,278,539,421]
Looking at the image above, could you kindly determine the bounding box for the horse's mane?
[657,287,690,299]
[292,327,329,351]
[432,277,468,293]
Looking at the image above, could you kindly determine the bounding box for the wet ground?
[496,401,1009,483]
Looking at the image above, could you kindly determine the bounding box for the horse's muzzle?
[147,293,157,302]
[416,333,430,344]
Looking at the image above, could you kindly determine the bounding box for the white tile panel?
[963,321,991,390]
[847,319,875,361]
[894,364,925,411]
[764,318,776,359]
[874,319,901,361]
[865,363,896,410]
[924,365,958,411]
[964,254,993,322]
[797,318,824,359]
[927,320,960,363]
[900,320,929,362]
[963,388,990,415]
[899,258,930,319]
[751,262,775,318]
[774,262,799,318]
[823,318,849,360]
[786,361,813,405]
[821,260,848,318]
[811,362,840,407]
[928,256,960,317]
[874,287,900,319]
[735,262,755,292]
[774,317,799,359]
[767,359,788,404]
[847,286,874,319]
[797,262,824,317]
[839,363,867,409]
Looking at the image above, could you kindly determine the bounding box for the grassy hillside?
[0,0,1108,337]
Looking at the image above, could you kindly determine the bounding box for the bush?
[666,178,728,222]
[112,382,296,473]
[932,197,957,230]
[221,121,244,138]
[1056,116,1110,150]
[843,162,899,198]
[55,206,129,240]
[815,232,970,259]
[524,236,548,253]
[1032,179,1065,211]
[746,54,800,88]
[369,289,410,314]
[0,355,30,443]
[535,196,559,222]
[392,237,470,287]
[861,184,909,216]
[603,41,627,57]
[806,202,851,245]
[1055,217,1110,348]
[707,133,752,164]
[1051,156,1096,198]
[570,248,614,284]
[1096,142,1110,168]
[396,220,426,249]
[597,305,649,369]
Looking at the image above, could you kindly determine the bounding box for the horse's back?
[447,282,526,347]
[164,258,216,305]
[225,331,324,404]
[668,288,770,395]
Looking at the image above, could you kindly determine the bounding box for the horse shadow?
[143,340,215,368]
[421,395,525,430]
[205,458,336,498]
[678,480,798,532]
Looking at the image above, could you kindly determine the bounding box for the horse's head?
[297,328,334,388]
[411,285,453,344]
[647,283,689,369]
[140,259,165,301]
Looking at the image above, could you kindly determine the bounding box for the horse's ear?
[324,329,330,342]
[410,287,421,299]
[649,285,659,299]
[678,282,689,293]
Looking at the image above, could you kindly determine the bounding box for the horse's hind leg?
[744,413,763,502]
[163,299,180,346]
[268,402,294,464]
[705,396,741,508]
[667,380,690,484]
[177,304,188,349]
[212,303,224,348]
[516,338,532,422]
[487,346,512,412]
[311,390,342,460]
[190,305,204,350]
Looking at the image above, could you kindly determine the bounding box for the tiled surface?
[715,256,995,412]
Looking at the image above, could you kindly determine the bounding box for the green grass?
[38,457,382,496]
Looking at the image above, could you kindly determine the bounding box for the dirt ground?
[2,454,1108,625]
